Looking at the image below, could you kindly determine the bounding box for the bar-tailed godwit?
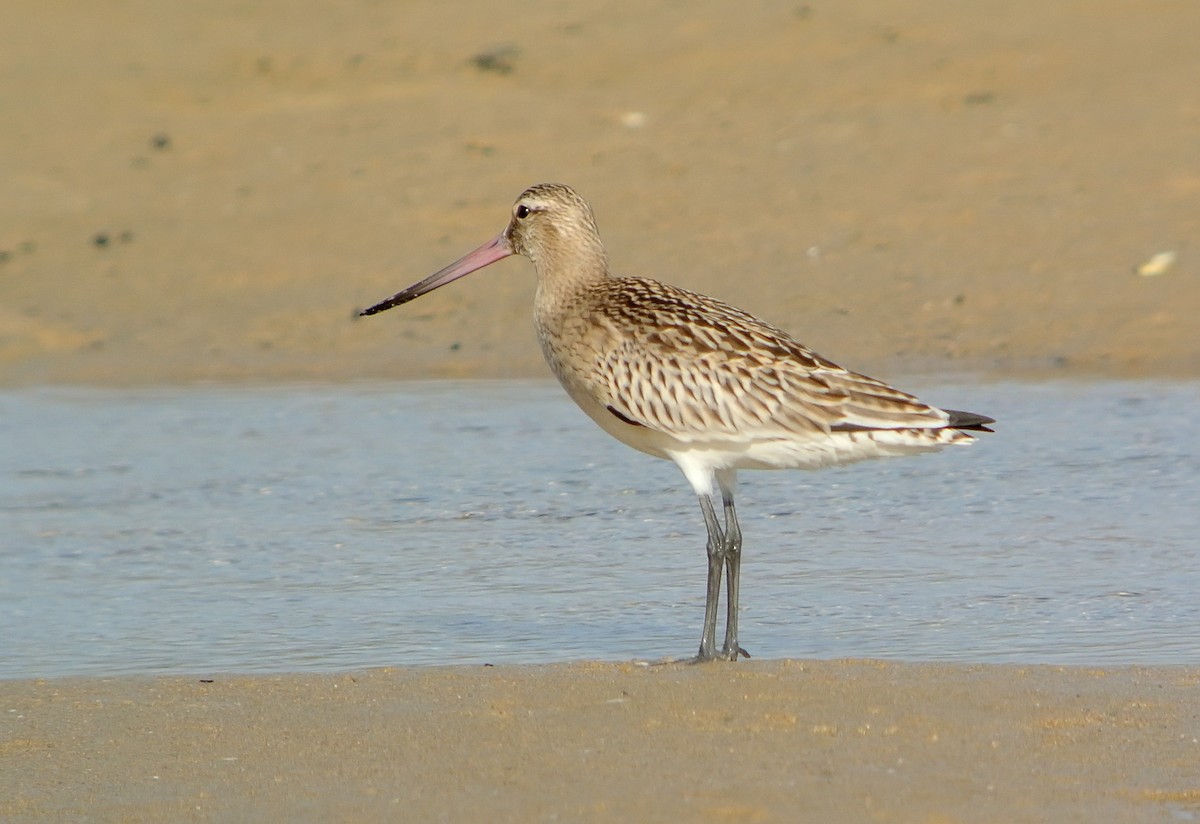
[361,183,993,662]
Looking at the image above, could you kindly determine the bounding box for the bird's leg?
[696,494,726,661]
[720,489,748,660]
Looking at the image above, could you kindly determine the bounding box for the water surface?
[2,380,1197,678]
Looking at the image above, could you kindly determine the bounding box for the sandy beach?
[2,0,1197,386]
[5,662,1200,822]
[3,0,1199,820]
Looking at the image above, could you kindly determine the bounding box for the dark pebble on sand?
[471,45,520,75]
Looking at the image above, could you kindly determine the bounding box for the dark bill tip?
[358,294,409,317]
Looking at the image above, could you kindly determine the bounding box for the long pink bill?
[359,233,514,316]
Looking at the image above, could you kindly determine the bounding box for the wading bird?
[361,184,993,661]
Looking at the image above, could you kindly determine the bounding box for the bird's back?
[538,275,974,454]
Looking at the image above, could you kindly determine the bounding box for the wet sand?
[5,662,1200,822]
[1,0,1197,385]
[3,1,1199,821]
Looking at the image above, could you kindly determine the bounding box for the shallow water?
[1,379,1197,678]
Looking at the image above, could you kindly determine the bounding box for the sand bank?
[2,0,1197,386]
[4,661,1199,822]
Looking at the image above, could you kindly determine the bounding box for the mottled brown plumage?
[361,183,994,661]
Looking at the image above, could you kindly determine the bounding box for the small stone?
[1135,250,1176,277]
[471,46,520,75]
[619,111,647,129]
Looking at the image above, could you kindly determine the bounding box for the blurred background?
[2,0,1197,385]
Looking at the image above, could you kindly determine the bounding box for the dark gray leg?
[697,494,725,661]
[720,488,748,660]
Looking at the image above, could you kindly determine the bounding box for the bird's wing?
[588,278,952,440]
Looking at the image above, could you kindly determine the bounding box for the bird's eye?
[515,205,531,219]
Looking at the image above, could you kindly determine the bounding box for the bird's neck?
[530,243,609,318]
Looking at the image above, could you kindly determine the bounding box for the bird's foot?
[722,644,751,661]
[690,645,751,663]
